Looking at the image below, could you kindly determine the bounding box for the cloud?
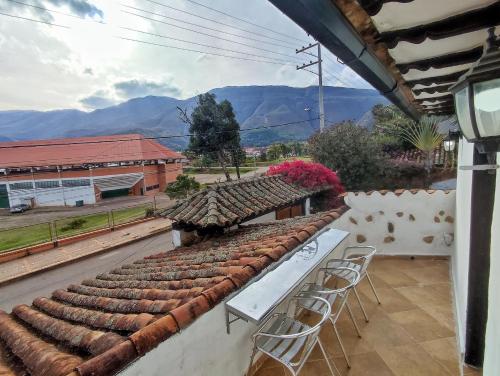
[48,0,103,18]
[5,0,103,22]
[79,90,116,109]
[83,67,93,75]
[114,79,182,99]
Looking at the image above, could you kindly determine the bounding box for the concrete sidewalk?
[0,218,172,286]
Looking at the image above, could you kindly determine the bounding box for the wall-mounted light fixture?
[450,28,500,159]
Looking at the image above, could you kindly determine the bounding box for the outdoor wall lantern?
[450,28,500,157]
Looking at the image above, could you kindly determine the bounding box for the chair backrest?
[323,266,360,322]
[343,246,377,277]
[286,295,331,367]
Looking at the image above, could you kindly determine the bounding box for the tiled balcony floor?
[254,257,480,376]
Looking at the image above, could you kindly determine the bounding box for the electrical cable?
[120,26,293,64]
[131,1,298,47]
[179,0,310,44]
[0,10,70,27]
[121,9,293,50]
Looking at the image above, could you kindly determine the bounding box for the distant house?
[0,134,184,208]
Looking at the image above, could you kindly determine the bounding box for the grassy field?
[0,204,153,253]
[0,223,52,253]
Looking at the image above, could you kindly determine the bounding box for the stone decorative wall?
[338,189,456,256]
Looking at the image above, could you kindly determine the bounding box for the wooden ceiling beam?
[413,84,451,96]
[414,94,453,103]
[397,46,482,74]
[378,3,500,48]
[357,0,414,17]
[405,70,467,87]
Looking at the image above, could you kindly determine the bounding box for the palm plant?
[400,116,444,183]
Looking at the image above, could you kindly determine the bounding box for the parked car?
[10,204,31,213]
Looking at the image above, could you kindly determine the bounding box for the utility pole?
[296,42,325,132]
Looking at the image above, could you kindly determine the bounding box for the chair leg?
[245,346,258,376]
[331,320,351,368]
[366,272,381,304]
[353,287,369,323]
[345,301,362,338]
[317,337,341,376]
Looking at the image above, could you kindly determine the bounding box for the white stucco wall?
[483,151,500,376]
[341,190,456,256]
[7,183,96,207]
[453,139,475,354]
[120,229,349,376]
[240,211,276,225]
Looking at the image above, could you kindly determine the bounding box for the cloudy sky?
[0,0,371,111]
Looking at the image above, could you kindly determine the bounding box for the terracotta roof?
[0,207,347,376]
[0,134,185,168]
[162,175,331,229]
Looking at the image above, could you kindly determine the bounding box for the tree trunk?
[217,151,231,181]
[424,151,433,187]
[234,154,241,180]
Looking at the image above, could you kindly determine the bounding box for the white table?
[225,228,349,333]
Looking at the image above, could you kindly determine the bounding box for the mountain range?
[0,85,388,150]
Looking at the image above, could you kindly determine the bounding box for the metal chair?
[246,296,338,376]
[297,266,361,368]
[324,246,381,323]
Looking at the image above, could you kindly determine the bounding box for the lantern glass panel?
[473,78,500,138]
[454,86,476,140]
[444,140,456,152]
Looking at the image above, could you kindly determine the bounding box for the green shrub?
[309,121,387,191]
[61,218,87,232]
[145,207,155,218]
[166,174,201,199]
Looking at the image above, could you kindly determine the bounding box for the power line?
[118,37,289,66]
[132,0,297,47]
[120,27,293,64]
[122,5,301,60]
[0,10,70,28]
[180,0,310,44]
[121,9,293,50]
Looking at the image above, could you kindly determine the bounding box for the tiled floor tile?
[298,358,338,376]
[377,343,453,376]
[357,310,415,348]
[421,337,461,375]
[420,303,456,332]
[401,265,451,285]
[463,365,482,375]
[355,286,417,314]
[370,268,420,288]
[389,308,455,342]
[396,283,452,308]
[333,352,395,376]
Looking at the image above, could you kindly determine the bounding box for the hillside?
[0,85,388,149]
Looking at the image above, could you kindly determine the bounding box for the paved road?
[0,231,173,312]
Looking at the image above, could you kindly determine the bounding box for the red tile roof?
[0,134,184,168]
[163,175,332,229]
[0,207,347,376]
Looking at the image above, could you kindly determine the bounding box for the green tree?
[165,174,201,199]
[178,93,242,181]
[267,143,282,161]
[309,121,387,190]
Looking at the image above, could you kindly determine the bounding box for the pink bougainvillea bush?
[267,160,344,209]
